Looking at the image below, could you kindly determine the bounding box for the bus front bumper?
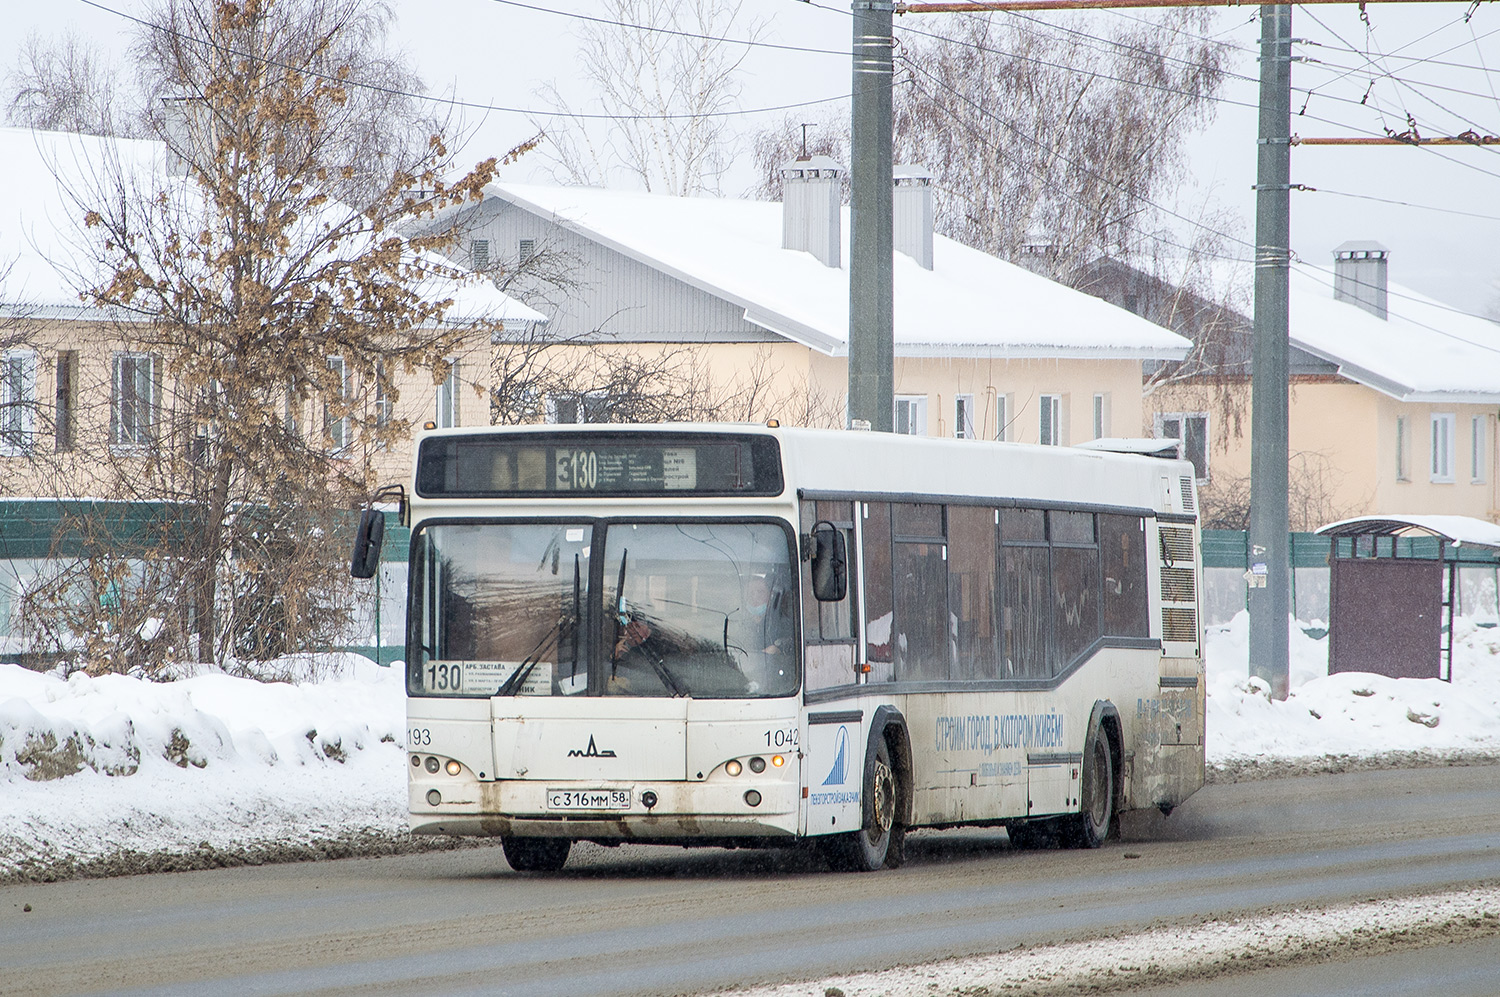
[409,778,800,839]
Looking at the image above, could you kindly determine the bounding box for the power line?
[482,0,849,57]
[74,0,856,123]
[1307,186,1500,221]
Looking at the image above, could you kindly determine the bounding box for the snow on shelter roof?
[1317,514,1500,550]
[488,182,1192,360]
[0,126,544,326]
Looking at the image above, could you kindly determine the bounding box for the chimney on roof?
[1333,240,1389,320]
[780,155,843,268]
[893,165,934,270]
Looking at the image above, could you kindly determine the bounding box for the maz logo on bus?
[567,735,617,758]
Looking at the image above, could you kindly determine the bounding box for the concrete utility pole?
[848,0,895,432]
[1249,4,1292,700]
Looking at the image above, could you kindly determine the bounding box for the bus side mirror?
[350,508,385,579]
[810,523,847,602]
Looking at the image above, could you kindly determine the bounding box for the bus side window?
[948,505,999,680]
[862,502,895,683]
[1001,508,1048,679]
[1101,514,1149,637]
[1049,510,1100,673]
[892,503,947,682]
[801,500,858,691]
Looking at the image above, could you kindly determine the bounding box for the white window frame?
[1092,392,1109,441]
[995,392,1010,442]
[110,352,157,449]
[374,362,393,432]
[895,394,928,436]
[0,349,37,455]
[1431,413,1455,483]
[1155,411,1209,482]
[1472,414,1486,484]
[436,359,461,429]
[1396,414,1410,482]
[954,393,976,439]
[325,356,350,452]
[1039,394,1063,446]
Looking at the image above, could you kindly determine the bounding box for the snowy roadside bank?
[3,613,1500,883]
[720,885,1500,997]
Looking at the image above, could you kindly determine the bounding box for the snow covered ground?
[2,614,1499,882]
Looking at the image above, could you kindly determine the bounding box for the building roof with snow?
[0,126,545,328]
[483,180,1192,360]
[1288,262,1500,403]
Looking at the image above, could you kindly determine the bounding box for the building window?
[1092,392,1109,441]
[110,353,157,448]
[955,394,975,439]
[518,238,536,265]
[375,362,393,431]
[436,359,460,429]
[548,390,613,424]
[1156,412,1209,481]
[995,393,1009,442]
[1,350,37,454]
[1039,394,1063,446]
[1472,415,1486,483]
[54,351,76,453]
[470,239,489,271]
[284,380,300,437]
[1432,413,1455,483]
[895,395,927,436]
[325,356,350,451]
[1396,415,1410,481]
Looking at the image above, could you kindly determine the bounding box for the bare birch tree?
[533,0,761,195]
[3,31,137,137]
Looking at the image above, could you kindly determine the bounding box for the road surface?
[4,764,1500,996]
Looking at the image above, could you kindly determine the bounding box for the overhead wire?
[75,0,857,123]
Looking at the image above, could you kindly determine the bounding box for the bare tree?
[25,0,503,671]
[533,0,761,195]
[889,11,1226,280]
[746,115,849,203]
[3,31,136,137]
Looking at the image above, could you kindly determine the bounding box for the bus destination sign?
[416,432,783,498]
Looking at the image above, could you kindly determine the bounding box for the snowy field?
[3,615,1500,882]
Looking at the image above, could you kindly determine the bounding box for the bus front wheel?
[1062,723,1115,849]
[502,835,571,872]
[821,737,904,872]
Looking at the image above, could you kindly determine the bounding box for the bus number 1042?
[765,728,798,748]
[560,450,599,490]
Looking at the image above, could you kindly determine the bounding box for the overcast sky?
[10,0,1500,314]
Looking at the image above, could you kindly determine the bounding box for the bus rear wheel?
[822,737,903,872]
[1062,724,1115,849]
[502,836,571,872]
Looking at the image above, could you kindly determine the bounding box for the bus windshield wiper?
[498,613,572,696]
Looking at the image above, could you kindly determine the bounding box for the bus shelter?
[1316,515,1500,681]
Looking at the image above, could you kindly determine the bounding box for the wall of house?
[885,356,1146,443]
[469,198,779,343]
[0,318,490,499]
[1150,377,1500,526]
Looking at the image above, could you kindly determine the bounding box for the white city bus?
[353,423,1204,872]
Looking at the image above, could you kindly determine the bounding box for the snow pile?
[2,614,1499,882]
[0,655,410,881]
[729,885,1500,997]
[1206,612,1500,766]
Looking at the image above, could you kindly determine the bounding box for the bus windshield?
[410,520,797,699]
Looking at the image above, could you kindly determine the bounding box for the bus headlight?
[749,756,766,773]
[725,759,743,777]
[771,755,785,768]
[427,790,442,806]
[445,760,462,776]
[424,756,440,774]
[744,790,762,807]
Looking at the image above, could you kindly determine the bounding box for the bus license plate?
[547,789,632,811]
